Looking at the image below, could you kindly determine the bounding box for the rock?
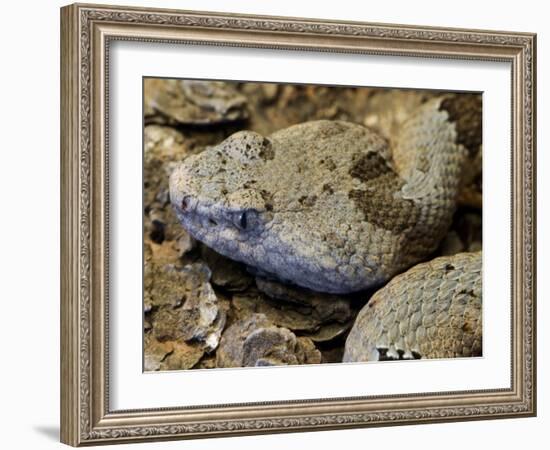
[144,125,190,165]
[144,79,170,124]
[296,337,322,364]
[231,284,354,342]
[241,82,279,105]
[143,335,173,371]
[255,278,354,324]
[174,232,197,256]
[232,290,320,333]
[261,83,279,103]
[144,262,185,310]
[145,232,196,267]
[302,321,352,343]
[241,327,298,367]
[200,245,253,292]
[143,125,191,207]
[145,202,190,245]
[143,334,204,371]
[216,314,321,368]
[159,340,204,371]
[147,263,227,353]
[143,125,195,249]
[149,80,248,125]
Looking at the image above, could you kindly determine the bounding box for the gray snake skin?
[344,252,482,361]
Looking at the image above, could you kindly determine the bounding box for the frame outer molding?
[61,4,80,446]
[60,3,536,446]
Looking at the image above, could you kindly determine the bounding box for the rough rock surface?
[343,252,482,362]
[145,125,190,164]
[144,125,191,199]
[200,244,253,292]
[216,314,321,367]
[143,335,175,371]
[231,285,354,342]
[143,334,205,371]
[144,125,196,247]
[146,262,227,353]
[255,277,355,323]
[231,291,320,333]
[159,340,205,371]
[147,79,248,125]
[170,96,480,293]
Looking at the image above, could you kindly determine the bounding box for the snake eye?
[238,212,247,230]
[234,210,261,231]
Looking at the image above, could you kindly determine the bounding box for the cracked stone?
[216,314,321,368]
[231,282,355,342]
[255,277,355,324]
[147,262,227,353]
[143,335,174,371]
[200,244,253,292]
[148,79,248,125]
[159,340,205,371]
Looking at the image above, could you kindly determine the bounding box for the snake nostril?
[181,197,189,211]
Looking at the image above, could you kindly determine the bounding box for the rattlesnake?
[169,94,481,294]
[343,251,482,361]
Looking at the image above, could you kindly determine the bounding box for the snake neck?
[392,95,481,202]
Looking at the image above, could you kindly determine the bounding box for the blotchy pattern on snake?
[343,252,482,361]
[170,95,481,293]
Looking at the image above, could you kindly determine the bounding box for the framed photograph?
[60,3,536,446]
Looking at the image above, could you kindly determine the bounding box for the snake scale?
[343,251,482,361]
[169,92,482,360]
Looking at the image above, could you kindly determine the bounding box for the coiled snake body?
[344,251,482,361]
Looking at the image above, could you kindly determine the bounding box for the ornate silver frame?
[60,3,536,446]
